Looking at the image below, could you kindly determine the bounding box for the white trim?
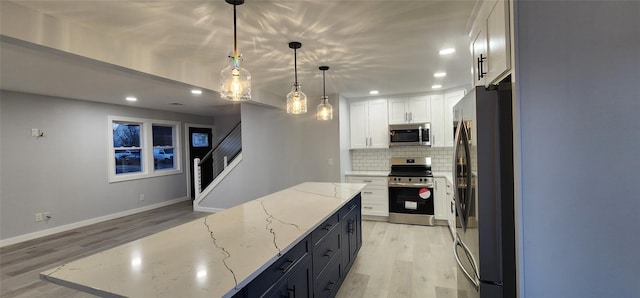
[184,123,215,199]
[0,197,190,248]
[108,116,183,183]
[193,206,225,213]
[193,152,243,211]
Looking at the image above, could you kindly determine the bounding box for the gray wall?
[514,1,640,297]
[0,91,216,240]
[200,95,342,209]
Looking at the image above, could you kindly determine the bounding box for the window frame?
[108,116,182,183]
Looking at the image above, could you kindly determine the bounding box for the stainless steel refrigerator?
[453,77,516,298]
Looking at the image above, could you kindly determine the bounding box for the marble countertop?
[40,182,366,298]
[432,171,454,183]
[345,171,390,177]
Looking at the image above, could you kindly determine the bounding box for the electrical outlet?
[139,194,145,201]
[327,158,334,166]
[35,213,43,222]
[31,129,39,137]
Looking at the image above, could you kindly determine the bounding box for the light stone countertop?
[40,182,366,298]
[345,171,390,177]
[432,171,454,183]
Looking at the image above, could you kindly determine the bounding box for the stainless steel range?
[388,157,435,226]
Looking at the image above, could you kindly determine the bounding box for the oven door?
[388,185,434,215]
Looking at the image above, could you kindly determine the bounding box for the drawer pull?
[325,282,335,292]
[363,191,373,194]
[363,206,373,209]
[279,259,295,273]
[322,223,334,231]
[363,180,372,183]
[324,249,334,257]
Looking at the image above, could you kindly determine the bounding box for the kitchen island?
[40,182,365,297]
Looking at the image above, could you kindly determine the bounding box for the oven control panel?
[388,176,434,187]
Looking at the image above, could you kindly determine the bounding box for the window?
[113,122,143,174]
[108,116,181,183]
[152,125,175,170]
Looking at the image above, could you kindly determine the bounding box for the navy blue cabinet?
[234,194,362,298]
[341,196,362,273]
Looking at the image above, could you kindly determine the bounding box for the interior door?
[189,127,213,199]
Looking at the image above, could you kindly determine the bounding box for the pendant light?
[316,66,333,120]
[286,41,307,114]
[220,0,251,102]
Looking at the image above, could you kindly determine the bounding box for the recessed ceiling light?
[125,96,137,102]
[434,72,447,78]
[369,90,379,95]
[432,85,442,89]
[439,48,456,55]
[191,89,202,95]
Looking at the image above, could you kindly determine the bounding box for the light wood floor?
[336,221,459,298]
[1,202,458,298]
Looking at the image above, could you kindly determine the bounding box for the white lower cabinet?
[435,177,456,238]
[434,177,449,220]
[446,178,455,237]
[346,176,388,217]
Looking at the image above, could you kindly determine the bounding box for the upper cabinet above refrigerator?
[470,0,511,86]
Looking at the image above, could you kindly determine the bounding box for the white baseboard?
[193,206,225,213]
[0,197,189,248]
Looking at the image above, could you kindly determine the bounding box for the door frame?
[184,123,215,199]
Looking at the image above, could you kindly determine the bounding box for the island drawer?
[312,223,341,278]
[245,236,310,296]
[313,256,343,298]
[311,213,339,247]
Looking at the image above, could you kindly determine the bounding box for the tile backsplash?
[351,146,454,173]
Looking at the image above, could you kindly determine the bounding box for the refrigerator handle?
[454,239,480,289]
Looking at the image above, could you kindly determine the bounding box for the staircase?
[193,122,242,211]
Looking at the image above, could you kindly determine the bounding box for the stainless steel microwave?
[389,123,430,146]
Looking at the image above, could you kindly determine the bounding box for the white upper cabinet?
[471,0,511,86]
[430,91,464,147]
[349,99,389,149]
[388,96,431,124]
[429,94,445,147]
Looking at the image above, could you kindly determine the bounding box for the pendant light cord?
[294,48,298,89]
[233,3,239,66]
[322,69,326,98]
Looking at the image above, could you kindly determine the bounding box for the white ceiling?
[0,0,477,117]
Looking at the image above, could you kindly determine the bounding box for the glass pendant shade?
[286,83,307,114]
[220,57,251,101]
[317,96,333,120]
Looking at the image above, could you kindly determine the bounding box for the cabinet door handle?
[325,282,336,292]
[324,249,334,257]
[404,112,408,121]
[287,286,296,298]
[348,220,355,234]
[409,112,413,122]
[279,259,295,273]
[478,54,487,80]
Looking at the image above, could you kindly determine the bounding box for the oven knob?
[419,178,423,182]
[408,178,412,182]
